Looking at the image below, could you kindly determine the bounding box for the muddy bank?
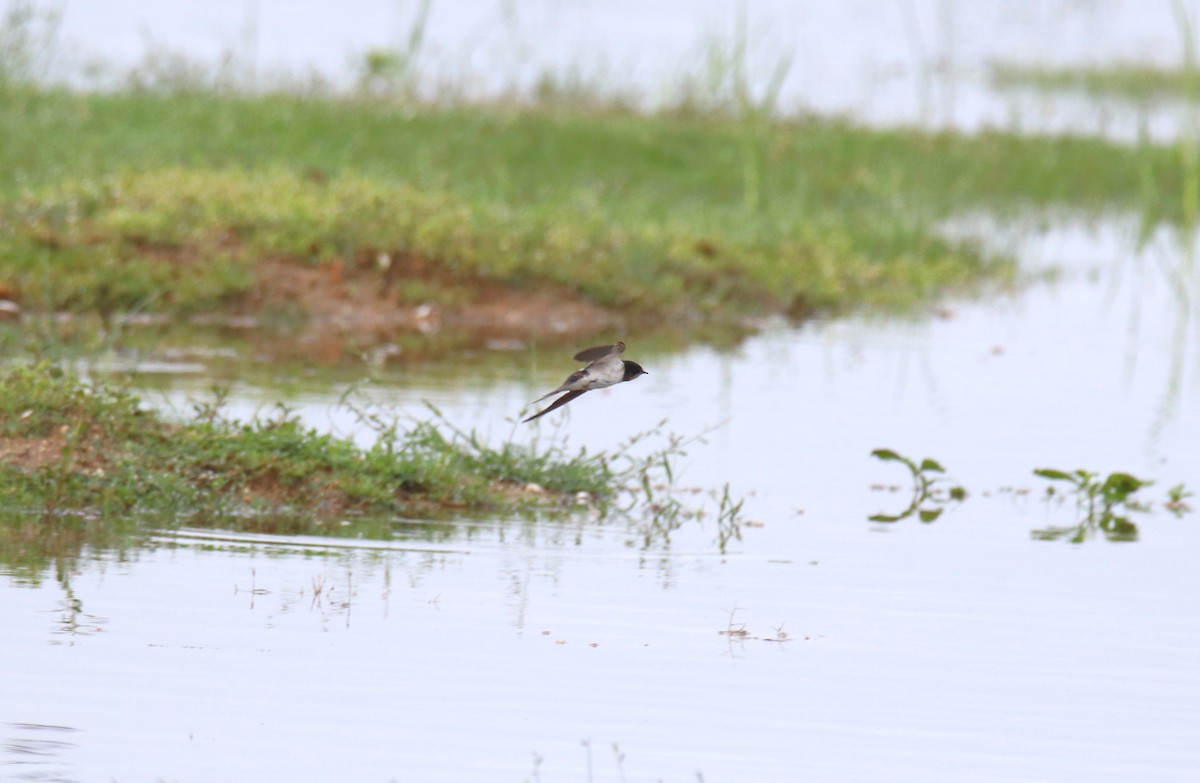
[0,253,647,362]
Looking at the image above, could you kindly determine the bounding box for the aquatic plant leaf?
[1033,468,1076,483]
[1101,472,1151,501]
[918,459,945,473]
[1167,483,1194,501]
[1165,484,1194,517]
[918,508,944,523]
[1101,515,1139,542]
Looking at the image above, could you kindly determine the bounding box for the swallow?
[522,341,648,423]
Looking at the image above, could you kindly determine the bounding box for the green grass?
[0,362,747,575]
[0,88,1024,325]
[0,162,1000,319]
[990,62,1200,103]
[987,57,1200,236]
[2,88,1192,219]
[2,76,1195,329]
[0,362,620,568]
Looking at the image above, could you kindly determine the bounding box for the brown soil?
[234,254,624,345]
[0,433,72,471]
[0,426,111,477]
[2,243,634,362]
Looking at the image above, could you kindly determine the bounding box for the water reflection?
[5,507,1197,782]
[51,579,108,641]
[867,449,966,524]
[1,722,80,783]
[1124,223,1200,442]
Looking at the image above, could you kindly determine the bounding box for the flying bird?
[522,341,647,423]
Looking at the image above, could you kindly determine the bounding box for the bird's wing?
[532,369,587,402]
[523,390,587,423]
[572,341,625,362]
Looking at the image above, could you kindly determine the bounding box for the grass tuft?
[0,162,1005,323]
[0,363,752,573]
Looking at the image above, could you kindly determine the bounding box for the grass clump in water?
[0,363,614,551]
[0,161,999,325]
[1,363,750,577]
[989,63,1200,103]
[1,362,752,577]
[0,87,1017,329]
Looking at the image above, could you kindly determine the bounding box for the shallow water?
[4,219,1199,781]
[4,518,1198,782]
[50,0,1200,139]
[139,219,1200,503]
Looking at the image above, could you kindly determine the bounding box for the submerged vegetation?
[868,448,965,524]
[868,449,1193,543]
[1030,468,1192,543]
